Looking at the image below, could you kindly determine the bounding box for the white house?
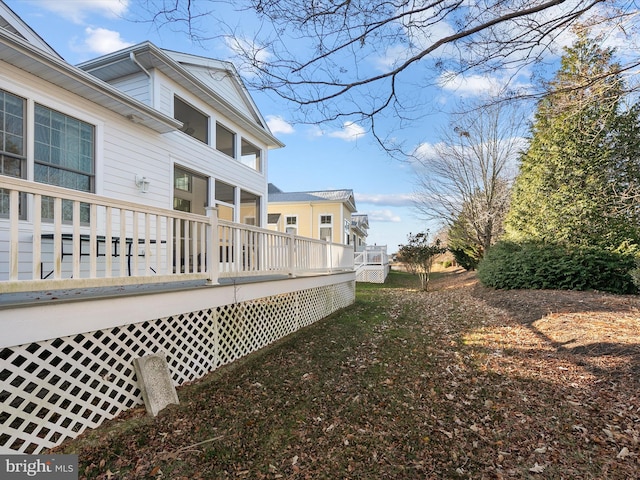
[0,1,355,454]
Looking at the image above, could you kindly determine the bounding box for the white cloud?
[356,193,415,208]
[327,121,366,141]
[35,0,129,24]
[437,71,504,97]
[82,27,133,54]
[366,209,402,223]
[266,115,294,135]
[412,142,440,161]
[372,45,412,73]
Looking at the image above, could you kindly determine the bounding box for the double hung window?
[0,90,25,217]
[34,105,95,222]
[285,216,297,235]
[34,104,94,192]
[320,214,333,241]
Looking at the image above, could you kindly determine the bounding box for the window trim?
[319,213,333,242]
[285,215,298,235]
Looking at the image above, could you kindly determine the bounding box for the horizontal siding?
[185,65,255,120]
[110,73,150,105]
[0,60,270,214]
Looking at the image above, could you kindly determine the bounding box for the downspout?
[130,52,152,105]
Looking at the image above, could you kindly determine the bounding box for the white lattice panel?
[0,281,355,454]
[357,266,388,283]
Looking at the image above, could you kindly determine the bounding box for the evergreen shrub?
[477,241,638,294]
[450,247,480,271]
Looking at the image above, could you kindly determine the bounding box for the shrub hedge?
[477,241,638,294]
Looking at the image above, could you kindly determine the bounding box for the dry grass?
[52,269,640,479]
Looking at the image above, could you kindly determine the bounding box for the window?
[0,90,26,217]
[345,219,351,244]
[216,123,235,158]
[173,166,208,215]
[285,215,297,235]
[320,214,333,242]
[215,180,235,221]
[34,105,94,222]
[174,97,209,144]
[241,189,260,226]
[241,139,261,171]
[34,104,94,192]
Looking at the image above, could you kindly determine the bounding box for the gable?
[182,64,263,126]
[0,2,61,59]
[78,45,282,148]
[164,51,266,129]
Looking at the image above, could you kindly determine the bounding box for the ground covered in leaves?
[53,269,640,479]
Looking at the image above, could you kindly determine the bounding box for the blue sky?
[5,0,630,252]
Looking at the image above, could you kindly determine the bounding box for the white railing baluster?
[105,206,112,278]
[119,209,127,277]
[32,194,42,280]
[132,211,139,276]
[9,189,19,281]
[155,214,162,275]
[53,197,62,280]
[89,203,97,278]
[72,200,81,279]
[144,212,151,276]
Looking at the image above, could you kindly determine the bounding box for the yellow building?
[268,184,359,245]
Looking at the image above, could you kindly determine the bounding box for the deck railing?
[0,177,353,293]
[354,245,389,266]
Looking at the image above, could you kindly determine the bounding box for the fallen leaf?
[529,463,545,473]
[534,446,547,454]
[617,447,631,459]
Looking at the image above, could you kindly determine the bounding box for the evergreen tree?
[505,35,640,249]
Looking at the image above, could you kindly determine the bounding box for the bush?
[477,241,638,294]
[449,247,480,271]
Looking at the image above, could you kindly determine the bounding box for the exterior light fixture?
[135,175,151,194]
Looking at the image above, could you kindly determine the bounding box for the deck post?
[288,232,296,277]
[206,206,219,285]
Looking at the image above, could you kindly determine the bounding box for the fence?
[0,176,353,293]
[354,245,389,283]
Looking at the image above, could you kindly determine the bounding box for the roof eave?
[79,43,284,149]
[0,33,182,134]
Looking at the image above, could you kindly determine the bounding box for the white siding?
[0,58,269,215]
[184,65,256,121]
[109,72,151,105]
[158,83,173,117]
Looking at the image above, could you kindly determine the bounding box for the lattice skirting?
[0,281,355,454]
[356,266,389,284]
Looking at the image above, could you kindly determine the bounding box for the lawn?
[53,269,640,479]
